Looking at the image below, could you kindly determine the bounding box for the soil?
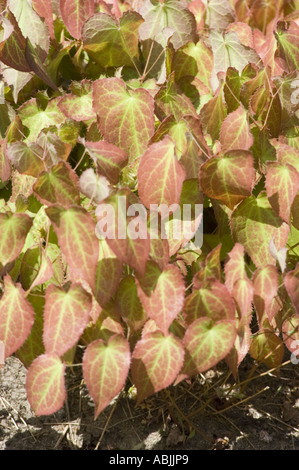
[1,353,299,451]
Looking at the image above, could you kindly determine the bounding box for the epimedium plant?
[0,0,298,418]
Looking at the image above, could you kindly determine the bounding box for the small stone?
[259,430,272,443]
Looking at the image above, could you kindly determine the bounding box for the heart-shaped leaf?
[181,317,236,377]
[43,283,92,356]
[199,150,255,210]
[33,162,80,208]
[83,11,143,67]
[93,78,155,162]
[137,136,186,209]
[0,212,32,271]
[184,278,236,325]
[231,192,290,268]
[59,0,95,40]
[26,353,66,415]
[84,140,128,185]
[83,335,131,418]
[137,262,185,335]
[0,276,35,359]
[131,331,184,403]
[46,205,99,290]
[265,162,299,223]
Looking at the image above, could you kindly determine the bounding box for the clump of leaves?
[0,0,299,418]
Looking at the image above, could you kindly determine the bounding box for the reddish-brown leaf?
[59,0,95,39]
[199,150,255,210]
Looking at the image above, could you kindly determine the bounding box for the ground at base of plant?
[1,354,299,451]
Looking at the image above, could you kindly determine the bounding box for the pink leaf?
[83,335,131,418]
[137,262,185,335]
[0,276,35,359]
[26,354,66,416]
[137,136,186,209]
[220,106,254,151]
[131,331,185,403]
[43,284,92,356]
[59,0,95,39]
[46,205,99,291]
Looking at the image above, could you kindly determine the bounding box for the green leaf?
[18,98,66,142]
[199,82,227,141]
[82,335,131,418]
[43,283,92,356]
[19,246,53,291]
[95,256,123,309]
[93,78,155,162]
[15,291,45,368]
[131,331,185,403]
[154,72,198,121]
[249,330,284,369]
[171,40,213,92]
[115,275,147,333]
[0,275,35,359]
[83,11,143,68]
[275,21,299,72]
[26,353,66,415]
[199,150,255,210]
[282,316,299,354]
[230,192,290,268]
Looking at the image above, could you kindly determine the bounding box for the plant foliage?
[0,0,298,417]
